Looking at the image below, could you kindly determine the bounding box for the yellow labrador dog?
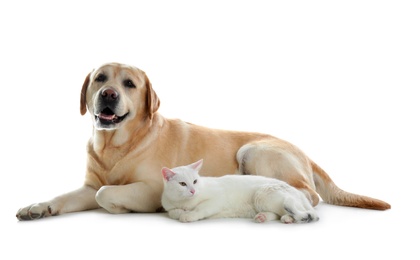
[16,62,390,220]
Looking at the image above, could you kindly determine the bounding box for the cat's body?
[161,159,319,224]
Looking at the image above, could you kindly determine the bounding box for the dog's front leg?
[16,185,99,220]
[95,182,162,213]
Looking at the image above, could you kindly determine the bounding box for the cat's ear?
[162,167,176,181]
[189,159,203,171]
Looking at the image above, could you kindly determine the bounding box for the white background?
[1,1,419,259]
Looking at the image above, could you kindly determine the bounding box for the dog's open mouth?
[96,107,128,125]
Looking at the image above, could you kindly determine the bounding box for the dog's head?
[80,62,160,130]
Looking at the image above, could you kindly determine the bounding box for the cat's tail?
[311,161,391,210]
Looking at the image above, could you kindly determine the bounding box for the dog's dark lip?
[95,108,129,125]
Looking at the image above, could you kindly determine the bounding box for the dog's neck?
[90,113,163,159]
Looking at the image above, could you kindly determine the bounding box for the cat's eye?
[193,180,197,184]
[179,182,187,186]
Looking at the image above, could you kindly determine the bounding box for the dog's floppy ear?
[144,74,160,119]
[80,72,91,115]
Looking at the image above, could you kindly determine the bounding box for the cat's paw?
[280,214,295,224]
[168,209,186,220]
[179,212,200,223]
[254,213,268,223]
[284,212,319,224]
[254,212,279,223]
[295,212,319,223]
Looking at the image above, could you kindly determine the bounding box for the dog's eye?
[123,79,136,88]
[95,74,107,82]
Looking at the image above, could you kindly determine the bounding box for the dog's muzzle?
[94,87,129,129]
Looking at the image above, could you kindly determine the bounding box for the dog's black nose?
[101,88,119,102]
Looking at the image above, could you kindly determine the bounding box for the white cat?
[161,159,319,224]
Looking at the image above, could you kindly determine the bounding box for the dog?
[16,62,390,220]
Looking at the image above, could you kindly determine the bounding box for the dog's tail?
[311,161,391,210]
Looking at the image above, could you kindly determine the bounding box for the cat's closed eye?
[179,182,187,186]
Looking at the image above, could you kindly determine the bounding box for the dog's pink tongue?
[99,113,116,120]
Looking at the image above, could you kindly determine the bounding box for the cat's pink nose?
[190,189,195,195]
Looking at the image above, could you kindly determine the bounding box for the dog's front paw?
[16,203,54,221]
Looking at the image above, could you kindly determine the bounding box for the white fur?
[161,159,319,224]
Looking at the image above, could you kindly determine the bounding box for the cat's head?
[161,159,203,200]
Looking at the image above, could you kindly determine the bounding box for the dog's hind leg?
[237,140,320,207]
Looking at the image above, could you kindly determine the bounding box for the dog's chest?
[96,153,159,185]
